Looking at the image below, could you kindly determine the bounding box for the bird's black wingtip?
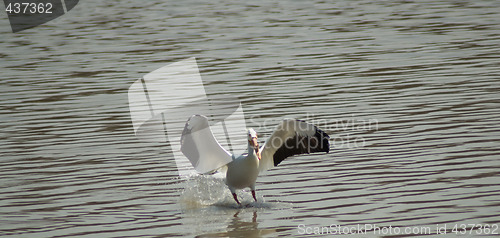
[314,127,330,154]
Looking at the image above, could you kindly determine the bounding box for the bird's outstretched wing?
[180,115,233,174]
[259,119,330,172]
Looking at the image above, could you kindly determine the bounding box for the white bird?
[180,115,330,205]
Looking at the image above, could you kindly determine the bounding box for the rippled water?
[1,0,500,237]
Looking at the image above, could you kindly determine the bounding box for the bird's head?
[247,128,261,160]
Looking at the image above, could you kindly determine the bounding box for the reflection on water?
[179,174,293,237]
[1,0,500,237]
[195,210,280,238]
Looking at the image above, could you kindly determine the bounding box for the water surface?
[1,0,500,237]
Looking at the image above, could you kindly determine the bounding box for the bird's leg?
[251,190,257,202]
[232,193,241,205]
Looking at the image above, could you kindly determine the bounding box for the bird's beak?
[250,137,261,160]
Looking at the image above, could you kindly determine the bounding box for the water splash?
[179,174,232,208]
[178,174,278,209]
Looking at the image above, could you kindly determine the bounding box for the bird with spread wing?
[180,115,330,205]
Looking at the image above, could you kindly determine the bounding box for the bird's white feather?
[180,115,233,174]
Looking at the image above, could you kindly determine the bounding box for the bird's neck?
[248,142,257,157]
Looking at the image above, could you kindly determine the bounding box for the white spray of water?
[179,174,228,207]
[178,173,268,209]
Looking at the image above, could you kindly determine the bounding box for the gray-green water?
[1,0,500,237]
